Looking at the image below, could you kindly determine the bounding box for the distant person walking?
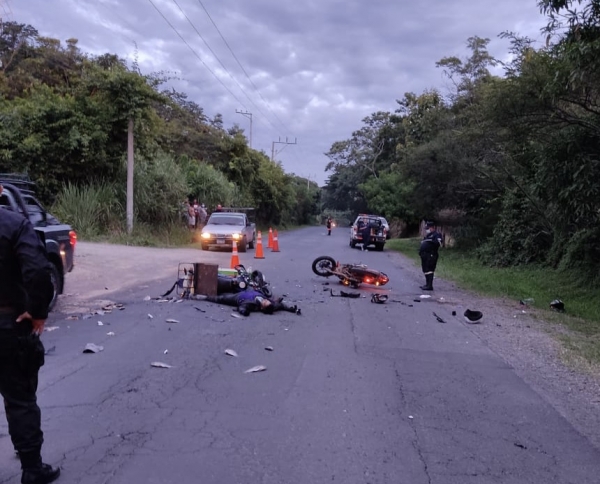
[326,217,332,236]
[419,221,443,291]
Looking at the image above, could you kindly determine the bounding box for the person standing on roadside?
[419,221,443,291]
[326,217,332,236]
[0,185,61,484]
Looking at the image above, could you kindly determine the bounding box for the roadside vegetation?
[0,22,320,240]
[388,238,600,364]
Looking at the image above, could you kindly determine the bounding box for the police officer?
[419,221,443,291]
[0,189,61,484]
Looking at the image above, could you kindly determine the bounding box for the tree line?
[322,0,600,284]
[0,21,320,237]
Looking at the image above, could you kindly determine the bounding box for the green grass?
[88,223,197,248]
[387,238,600,364]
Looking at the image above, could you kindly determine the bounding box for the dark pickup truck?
[0,175,76,310]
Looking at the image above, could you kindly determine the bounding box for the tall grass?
[51,182,121,238]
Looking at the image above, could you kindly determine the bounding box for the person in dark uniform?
[0,196,61,484]
[418,221,443,291]
[326,217,332,236]
[192,289,301,316]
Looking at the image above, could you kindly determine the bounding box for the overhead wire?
[170,0,281,135]
[146,0,249,110]
[194,0,293,135]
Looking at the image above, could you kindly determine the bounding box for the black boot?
[22,464,61,484]
[420,274,434,291]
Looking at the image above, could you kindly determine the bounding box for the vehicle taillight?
[69,230,77,247]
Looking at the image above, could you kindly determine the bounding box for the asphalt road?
[1,227,599,484]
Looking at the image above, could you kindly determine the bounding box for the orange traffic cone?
[271,229,280,252]
[267,227,274,248]
[230,240,240,268]
[254,231,265,259]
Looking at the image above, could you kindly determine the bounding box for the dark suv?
[0,175,76,310]
[350,214,387,251]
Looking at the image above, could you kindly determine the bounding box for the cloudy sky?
[9,0,547,185]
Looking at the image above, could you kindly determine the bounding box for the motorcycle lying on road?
[311,256,390,288]
[217,264,273,298]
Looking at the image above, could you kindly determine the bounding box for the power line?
[146,0,249,110]
[194,0,294,135]
[170,0,282,135]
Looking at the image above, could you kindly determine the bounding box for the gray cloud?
[10,0,547,184]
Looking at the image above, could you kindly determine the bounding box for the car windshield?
[209,215,245,226]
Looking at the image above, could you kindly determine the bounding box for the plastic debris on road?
[265,346,274,352]
[151,362,172,368]
[244,365,267,374]
[97,321,104,326]
[143,296,151,301]
[83,343,104,354]
[433,312,447,324]
[231,313,242,319]
[148,314,154,319]
[419,295,432,299]
[225,349,238,357]
[106,332,115,336]
[44,326,59,332]
[464,309,484,324]
[165,318,180,324]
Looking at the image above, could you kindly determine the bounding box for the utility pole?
[126,118,134,234]
[236,110,253,149]
[271,137,297,162]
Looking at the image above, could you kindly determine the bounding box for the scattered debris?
[520,298,534,306]
[390,299,413,307]
[151,361,172,369]
[322,282,330,285]
[452,311,457,316]
[44,345,56,355]
[419,295,431,299]
[44,326,60,332]
[514,442,527,450]
[265,346,274,352]
[231,313,242,319]
[371,294,389,304]
[408,415,414,419]
[225,349,238,357]
[163,349,168,354]
[550,299,565,312]
[65,315,79,321]
[464,309,483,324]
[165,318,180,324]
[194,306,206,313]
[106,332,115,336]
[432,312,447,324]
[148,314,154,319]
[82,314,92,320]
[244,365,267,374]
[143,296,151,301]
[413,299,421,303]
[330,289,360,298]
[97,321,104,326]
[83,343,104,354]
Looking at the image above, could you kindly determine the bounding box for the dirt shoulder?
[58,241,600,451]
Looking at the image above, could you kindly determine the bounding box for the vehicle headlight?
[232,233,241,239]
[201,232,211,239]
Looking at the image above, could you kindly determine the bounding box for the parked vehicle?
[349,214,388,251]
[311,255,390,288]
[200,208,256,252]
[0,175,77,310]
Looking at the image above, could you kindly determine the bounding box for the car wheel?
[48,263,62,311]
[249,234,255,249]
[238,237,247,253]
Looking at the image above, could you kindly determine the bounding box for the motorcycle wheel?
[311,256,337,277]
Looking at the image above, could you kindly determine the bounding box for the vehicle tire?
[249,233,255,249]
[312,256,336,277]
[201,244,209,251]
[375,243,385,252]
[48,263,62,312]
[238,237,247,253]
